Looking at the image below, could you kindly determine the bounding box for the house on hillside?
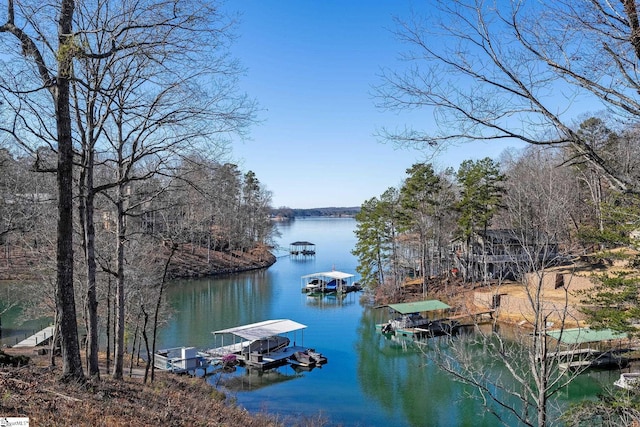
[451,229,559,282]
[396,233,450,280]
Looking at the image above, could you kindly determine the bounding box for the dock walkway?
[449,309,495,325]
[13,326,55,347]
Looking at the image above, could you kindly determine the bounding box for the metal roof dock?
[384,300,451,314]
[213,319,307,341]
[546,327,628,345]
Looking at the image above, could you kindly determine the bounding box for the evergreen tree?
[578,272,640,337]
[398,163,443,293]
[456,158,505,282]
[352,188,401,292]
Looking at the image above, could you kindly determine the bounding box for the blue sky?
[225,1,516,209]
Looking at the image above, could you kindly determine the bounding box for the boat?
[306,348,328,364]
[289,348,328,368]
[614,372,640,390]
[204,319,326,370]
[415,319,461,337]
[240,336,290,356]
[304,278,326,293]
[301,271,360,294]
[289,350,316,367]
[592,351,629,369]
[380,313,429,333]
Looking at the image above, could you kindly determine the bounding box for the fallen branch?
[41,388,83,402]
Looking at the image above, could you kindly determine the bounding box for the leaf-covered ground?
[0,349,327,427]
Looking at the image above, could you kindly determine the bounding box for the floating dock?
[13,326,55,348]
[546,328,631,373]
[289,241,316,256]
[376,300,457,338]
[203,319,327,370]
[154,347,210,373]
[301,270,361,294]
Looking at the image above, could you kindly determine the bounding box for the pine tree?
[352,188,401,291]
[398,163,443,293]
[456,158,505,282]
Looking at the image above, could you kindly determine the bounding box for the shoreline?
[0,243,278,283]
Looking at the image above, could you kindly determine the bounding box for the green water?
[155,217,616,426]
[0,282,50,347]
[0,217,618,426]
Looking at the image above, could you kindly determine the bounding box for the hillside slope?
[0,243,276,281]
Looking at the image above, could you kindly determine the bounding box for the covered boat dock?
[546,327,631,372]
[301,270,360,294]
[204,319,317,370]
[376,299,458,338]
[290,241,316,256]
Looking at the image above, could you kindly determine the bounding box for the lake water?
[0,217,618,426]
[156,217,618,427]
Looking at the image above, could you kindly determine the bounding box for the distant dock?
[289,241,316,256]
[301,271,360,295]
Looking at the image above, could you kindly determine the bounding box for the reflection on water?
[304,292,358,308]
[160,271,276,350]
[357,308,503,426]
[0,217,620,426]
[217,365,304,392]
[156,217,620,426]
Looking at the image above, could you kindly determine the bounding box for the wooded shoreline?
[0,244,298,426]
[0,243,277,283]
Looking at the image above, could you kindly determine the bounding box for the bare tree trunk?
[141,307,151,384]
[55,0,84,381]
[150,244,177,383]
[106,276,111,372]
[84,187,99,377]
[532,275,549,427]
[49,313,59,367]
[78,148,100,378]
[113,188,126,379]
[129,314,140,378]
[420,231,427,296]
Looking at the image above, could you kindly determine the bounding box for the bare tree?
[0,0,255,382]
[375,0,640,195]
[419,145,600,426]
[497,146,580,249]
[429,233,588,427]
[0,0,85,380]
[64,0,256,379]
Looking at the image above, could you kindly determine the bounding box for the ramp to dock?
[13,326,55,347]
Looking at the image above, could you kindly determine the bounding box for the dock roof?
[546,327,628,344]
[213,319,307,341]
[384,300,451,314]
[301,271,354,280]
